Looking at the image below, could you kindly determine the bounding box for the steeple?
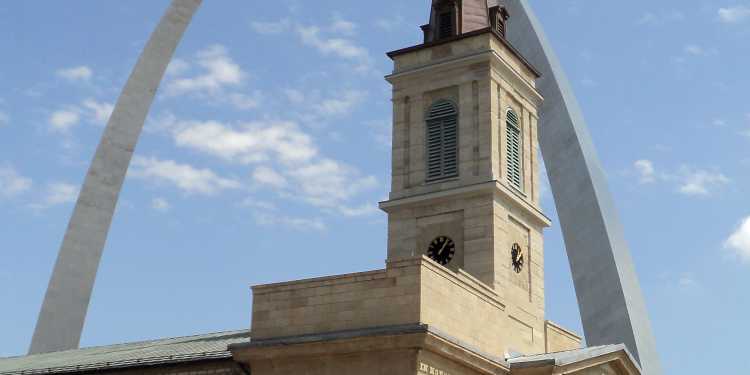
[422,0,511,42]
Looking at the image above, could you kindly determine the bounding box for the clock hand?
[438,240,449,256]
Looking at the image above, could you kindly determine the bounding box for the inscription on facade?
[419,362,452,375]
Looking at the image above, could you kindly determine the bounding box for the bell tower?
[380,0,550,354]
[238,4,593,373]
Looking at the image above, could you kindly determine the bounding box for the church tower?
[381,0,549,354]
[231,2,652,374]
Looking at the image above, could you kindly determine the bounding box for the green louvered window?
[426,100,459,182]
[506,109,523,190]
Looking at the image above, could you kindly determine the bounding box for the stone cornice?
[385,44,542,108]
[380,180,551,228]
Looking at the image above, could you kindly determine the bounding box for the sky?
[1,1,749,374]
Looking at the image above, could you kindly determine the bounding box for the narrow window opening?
[496,18,506,36]
[437,10,455,39]
[506,109,523,190]
[426,100,459,182]
[491,6,510,38]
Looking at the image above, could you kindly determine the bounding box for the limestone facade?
[382,27,550,355]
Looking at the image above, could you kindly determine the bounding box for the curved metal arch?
[29,0,203,354]
[504,1,662,373]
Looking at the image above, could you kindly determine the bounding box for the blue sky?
[1,1,749,373]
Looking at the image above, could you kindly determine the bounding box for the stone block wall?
[544,320,582,353]
[251,263,421,340]
[251,257,512,358]
[249,350,417,375]
[419,259,508,358]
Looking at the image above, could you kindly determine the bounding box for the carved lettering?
[419,362,451,375]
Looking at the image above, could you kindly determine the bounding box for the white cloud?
[252,166,288,189]
[130,156,242,195]
[240,199,277,211]
[296,25,371,67]
[46,183,79,205]
[634,159,656,184]
[631,161,730,196]
[719,6,750,24]
[252,19,372,71]
[367,119,392,148]
[81,99,114,125]
[684,44,704,56]
[49,99,114,133]
[329,17,357,35]
[174,120,318,164]
[146,111,179,134]
[677,274,698,289]
[168,116,378,216]
[251,18,291,35]
[375,15,406,31]
[677,168,730,196]
[290,158,378,209]
[165,45,245,97]
[57,66,93,82]
[254,212,326,231]
[30,182,79,210]
[0,165,32,198]
[315,90,366,117]
[165,58,190,77]
[165,45,261,111]
[726,216,750,262]
[283,89,367,122]
[151,197,170,212]
[49,109,80,132]
[284,89,306,104]
[337,203,379,217]
[0,111,8,127]
[227,92,261,110]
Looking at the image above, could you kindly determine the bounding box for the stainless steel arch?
[504,1,662,373]
[29,0,203,355]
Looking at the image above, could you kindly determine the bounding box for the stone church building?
[1,1,642,374]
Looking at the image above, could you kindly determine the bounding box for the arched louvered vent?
[506,109,523,190]
[426,100,459,182]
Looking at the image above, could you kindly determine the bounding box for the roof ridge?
[543,343,621,356]
[0,329,249,360]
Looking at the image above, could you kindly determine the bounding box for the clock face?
[511,243,525,273]
[427,236,456,265]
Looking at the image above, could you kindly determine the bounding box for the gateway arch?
[29,1,662,374]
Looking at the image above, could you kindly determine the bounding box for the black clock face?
[427,236,456,265]
[511,243,525,273]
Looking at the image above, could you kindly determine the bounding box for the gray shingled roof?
[507,344,641,371]
[0,330,250,375]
